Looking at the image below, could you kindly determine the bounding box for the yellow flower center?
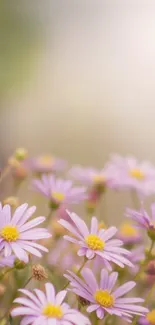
[119,223,137,237]
[38,155,54,167]
[85,234,104,250]
[93,175,105,184]
[129,168,144,180]
[52,191,65,202]
[147,310,155,324]
[1,225,19,242]
[42,304,63,319]
[94,290,114,308]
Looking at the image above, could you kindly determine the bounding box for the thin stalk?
[0,166,11,184]
[0,267,15,280]
[62,258,87,290]
[134,240,154,281]
[23,276,32,288]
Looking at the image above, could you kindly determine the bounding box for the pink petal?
[100,269,109,289]
[113,282,136,298]
[20,316,36,325]
[11,204,28,225]
[18,206,37,227]
[101,227,117,241]
[11,307,39,316]
[3,204,11,224]
[58,219,83,240]
[81,268,98,291]
[45,283,55,303]
[19,217,45,232]
[11,242,29,263]
[90,217,98,234]
[55,290,67,304]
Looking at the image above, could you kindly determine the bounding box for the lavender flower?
[0,254,15,267]
[32,175,87,210]
[27,154,66,173]
[117,222,142,245]
[106,155,155,196]
[69,166,113,191]
[0,203,51,263]
[59,211,133,269]
[65,268,148,322]
[126,203,155,240]
[11,282,90,325]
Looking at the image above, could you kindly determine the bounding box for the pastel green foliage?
[0,1,41,97]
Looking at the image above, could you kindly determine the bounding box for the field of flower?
[0,149,155,325]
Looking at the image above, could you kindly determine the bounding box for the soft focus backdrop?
[1,0,155,222]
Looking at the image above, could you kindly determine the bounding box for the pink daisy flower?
[26,154,66,174]
[59,211,133,269]
[117,222,142,245]
[139,310,155,325]
[69,166,113,191]
[0,203,51,263]
[65,268,148,322]
[126,203,155,240]
[32,175,87,210]
[11,282,90,325]
[106,154,155,196]
[0,254,15,267]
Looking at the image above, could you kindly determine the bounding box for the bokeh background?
[1,0,155,223]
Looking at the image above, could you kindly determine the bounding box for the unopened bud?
[3,196,19,209]
[14,148,28,161]
[32,264,48,281]
[14,259,27,270]
[13,165,28,180]
[146,260,155,275]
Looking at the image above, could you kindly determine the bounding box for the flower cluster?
[1,152,155,325]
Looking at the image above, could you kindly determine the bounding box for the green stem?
[134,240,154,281]
[0,165,11,184]
[0,267,14,280]
[23,276,32,288]
[148,240,154,255]
[45,210,53,228]
[62,258,87,290]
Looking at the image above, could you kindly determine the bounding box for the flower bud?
[14,148,28,161]
[146,260,155,275]
[14,259,27,270]
[32,264,48,281]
